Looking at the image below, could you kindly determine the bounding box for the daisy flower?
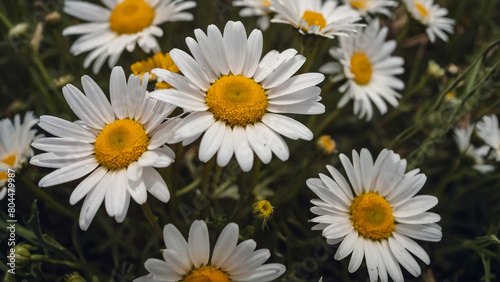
[135,220,286,281]
[453,125,494,174]
[0,112,39,200]
[150,21,325,172]
[62,0,196,73]
[308,149,442,282]
[319,19,404,120]
[270,0,363,39]
[30,66,178,230]
[131,52,180,89]
[233,0,273,30]
[476,114,500,161]
[404,0,455,43]
[342,0,398,18]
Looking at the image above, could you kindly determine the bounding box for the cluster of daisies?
[453,115,500,174]
[1,0,489,281]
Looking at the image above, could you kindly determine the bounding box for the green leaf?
[23,200,77,262]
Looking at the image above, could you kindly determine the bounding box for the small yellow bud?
[317,135,337,154]
[427,60,444,78]
[253,200,274,227]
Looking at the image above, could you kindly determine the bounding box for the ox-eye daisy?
[342,0,397,18]
[233,0,273,30]
[135,220,285,281]
[476,114,500,162]
[0,112,39,200]
[30,67,178,230]
[63,0,196,73]
[453,125,494,174]
[319,20,404,120]
[404,0,455,43]
[150,21,325,172]
[308,149,442,282]
[270,0,363,39]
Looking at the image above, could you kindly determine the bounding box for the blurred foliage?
[1,0,500,281]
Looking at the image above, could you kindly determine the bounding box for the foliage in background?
[0,0,499,281]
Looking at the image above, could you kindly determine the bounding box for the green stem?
[22,178,74,218]
[0,10,13,29]
[141,202,163,239]
[30,254,84,269]
[314,107,342,135]
[176,177,202,196]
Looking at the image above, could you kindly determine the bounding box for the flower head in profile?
[320,19,404,120]
[342,0,397,18]
[308,149,442,282]
[453,125,494,174]
[0,112,39,199]
[476,114,500,162]
[270,0,363,39]
[135,220,285,281]
[404,0,455,43]
[63,0,196,73]
[30,66,178,230]
[150,21,325,172]
[131,52,180,89]
[233,0,273,30]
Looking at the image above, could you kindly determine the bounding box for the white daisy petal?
[212,223,239,269]
[232,126,254,172]
[143,167,170,203]
[223,21,247,75]
[217,125,235,167]
[188,220,210,268]
[245,124,272,164]
[38,115,96,142]
[199,121,226,162]
[38,157,98,187]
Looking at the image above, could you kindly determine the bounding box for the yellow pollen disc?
[300,10,327,31]
[262,0,272,6]
[183,266,230,282]
[350,0,367,10]
[350,192,395,240]
[0,154,16,181]
[131,52,179,89]
[414,2,428,18]
[109,0,155,35]
[206,75,268,127]
[350,52,372,85]
[317,135,337,154]
[253,200,274,219]
[94,119,149,170]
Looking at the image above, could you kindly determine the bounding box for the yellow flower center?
[350,192,395,240]
[183,266,230,282]
[109,0,155,35]
[131,52,179,89]
[0,154,16,181]
[414,2,428,18]
[253,200,274,219]
[317,135,337,154]
[94,119,149,170]
[350,52,372,85]
[206,75,268,127]
[300,10,327,31]
[350,0,367,10]
[262,0,272,6]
